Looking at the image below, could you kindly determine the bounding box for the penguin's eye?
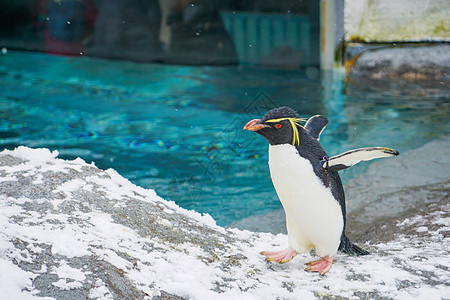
[275,123,282,129]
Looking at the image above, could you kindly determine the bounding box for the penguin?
[243,106,399,275]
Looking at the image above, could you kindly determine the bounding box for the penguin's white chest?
[268,144,343,257]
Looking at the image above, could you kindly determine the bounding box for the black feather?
[339,234,369,256]
[261,106,298,122]
[305,115,328,140]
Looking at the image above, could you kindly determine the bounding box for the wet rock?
[358,200,449,245]
[349,44,450,81]
[345,137,450,239]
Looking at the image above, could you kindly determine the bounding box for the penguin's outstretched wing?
[305,115,328,140]
[322,147,399,172]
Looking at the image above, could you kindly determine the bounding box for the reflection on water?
[0,51,448,226]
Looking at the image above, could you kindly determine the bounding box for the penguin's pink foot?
[261,248,298,263]
[305,256,333,275]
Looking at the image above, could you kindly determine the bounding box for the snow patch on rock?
[0,147,448,299]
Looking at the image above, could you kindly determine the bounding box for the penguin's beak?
[243,119,269,131]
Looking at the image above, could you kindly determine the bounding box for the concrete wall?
[345,0,450,42]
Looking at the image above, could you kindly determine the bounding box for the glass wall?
[0,0,320,67]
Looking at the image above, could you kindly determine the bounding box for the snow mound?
[0,147,448,299]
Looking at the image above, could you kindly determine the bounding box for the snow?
[88,279,114,299]
[0,259,53,300]
[0,147,448,299]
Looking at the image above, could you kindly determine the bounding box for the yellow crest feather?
[266,117,307,146]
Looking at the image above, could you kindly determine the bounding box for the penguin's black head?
[243,106,305,146]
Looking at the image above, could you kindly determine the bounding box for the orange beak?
[243,119,269,131]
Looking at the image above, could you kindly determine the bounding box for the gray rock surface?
[345,138,450,239]
[350,44,450,81]
[0,146,448,299]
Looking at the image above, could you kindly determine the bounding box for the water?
[0,51,448,226]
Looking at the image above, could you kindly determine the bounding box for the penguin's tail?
[339,234,369,256]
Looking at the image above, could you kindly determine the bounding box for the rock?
[0,146,448,299]
[357,200,449,245]
[345,137,450,239]
[349,44,450,81]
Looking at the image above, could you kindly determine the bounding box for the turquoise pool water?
[1,51,448,226]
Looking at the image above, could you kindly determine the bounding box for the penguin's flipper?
[322,147,399,172]
[305,115,328,140]
[339,234,369,256]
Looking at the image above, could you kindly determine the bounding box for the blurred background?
[0,0,322,67]
[1,0,448,72]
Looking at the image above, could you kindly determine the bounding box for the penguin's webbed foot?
[261,248,298,264]
[305,256,333,275]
